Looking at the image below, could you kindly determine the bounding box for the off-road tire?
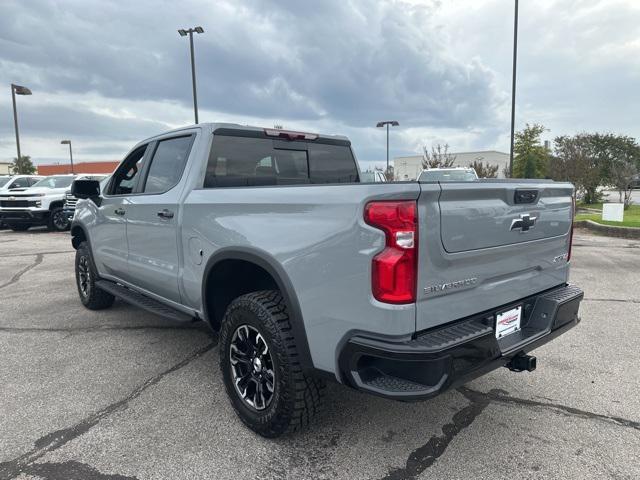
[48,207,70,232]
[219,290,325,437]
[75,241,115,310]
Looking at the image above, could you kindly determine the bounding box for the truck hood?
[0,187,68,197]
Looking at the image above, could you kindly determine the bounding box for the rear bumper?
[0,209,49,225]
[338,284,583,401]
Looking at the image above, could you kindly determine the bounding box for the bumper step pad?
[340,284,584,400]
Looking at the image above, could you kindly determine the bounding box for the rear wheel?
[48,207,70,231]
[219,290,325,437]
[75,241,115,310]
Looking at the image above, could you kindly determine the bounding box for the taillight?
[568,193,575,261]
[364,201,418,304]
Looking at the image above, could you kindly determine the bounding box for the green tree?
[591,133,640,209]
[422,143,457,169]
[11,155,36,174]
[550,133,640,207]
[512,124,549,178]
[469,160,498,178]
[551,134,602,204]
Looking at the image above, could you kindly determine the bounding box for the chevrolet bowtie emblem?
[510,213,537,232]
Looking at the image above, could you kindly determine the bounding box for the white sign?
[495,305,522,338]
[602,203,624,222]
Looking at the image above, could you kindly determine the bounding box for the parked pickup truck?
[70,123,583,437]
[0,175,76,231]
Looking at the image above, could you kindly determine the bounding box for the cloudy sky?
[1,0,639,168]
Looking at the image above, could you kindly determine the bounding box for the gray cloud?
[1,0,637,167]
[0,0,502,129]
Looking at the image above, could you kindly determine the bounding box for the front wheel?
[48,207,70,232]
[75,241,115,310]
[219,291,325,437]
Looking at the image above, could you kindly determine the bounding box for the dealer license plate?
[495,305,522,338]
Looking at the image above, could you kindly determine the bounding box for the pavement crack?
[0,253,43,290]
[583,298,640,304]
[0,342,216,480]
[379,388,492,480]
[18,460,138,480]
[462,387,640,431]
[0,250,74,258]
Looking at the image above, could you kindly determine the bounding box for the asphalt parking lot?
[0,228,638,480]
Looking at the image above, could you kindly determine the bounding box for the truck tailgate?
[415,180,574,332]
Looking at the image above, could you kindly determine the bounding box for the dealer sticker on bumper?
[495,305,522,338]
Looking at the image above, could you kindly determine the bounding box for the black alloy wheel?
[229,324,276,411]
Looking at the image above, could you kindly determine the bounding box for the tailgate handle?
[514,189,539,204]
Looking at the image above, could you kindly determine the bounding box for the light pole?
[61,140,74,174]
[11,84,32,162]
[508,0,519,177]
[376,120,399,180]
[178,26,204,124]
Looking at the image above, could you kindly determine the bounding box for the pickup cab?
[70,123,583,437]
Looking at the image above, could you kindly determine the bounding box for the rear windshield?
[204,135,359,187]
[419,170,477,182]
[31,176,75,189]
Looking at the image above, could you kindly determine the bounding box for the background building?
[0,161,11,174]
[394,150,510,180]
[37,161,119,175]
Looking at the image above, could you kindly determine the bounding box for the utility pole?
[11,83,32,162]
[61,140,74,174]
[509,0,519,177]
[376,120,399,180]
[178,26,204,124]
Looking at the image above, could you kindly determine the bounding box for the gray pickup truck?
[70,123,583,437]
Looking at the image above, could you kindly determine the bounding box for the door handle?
[157,209,174,219]
[114,208,126,216]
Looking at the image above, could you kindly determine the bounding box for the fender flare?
[202,247,314,371]
[70,221,91,250]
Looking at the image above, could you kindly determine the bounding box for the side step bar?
[95,280,194,323]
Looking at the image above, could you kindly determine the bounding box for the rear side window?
[143,136,193,194]
[307,143,359,183]
[204,135,358,188]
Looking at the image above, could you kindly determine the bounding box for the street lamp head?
[178,26,204,36]
[12,84,32,95]
[61,140,71,145]
[376,120,399,128]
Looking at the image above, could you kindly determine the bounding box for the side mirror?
[71,179,101,199]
